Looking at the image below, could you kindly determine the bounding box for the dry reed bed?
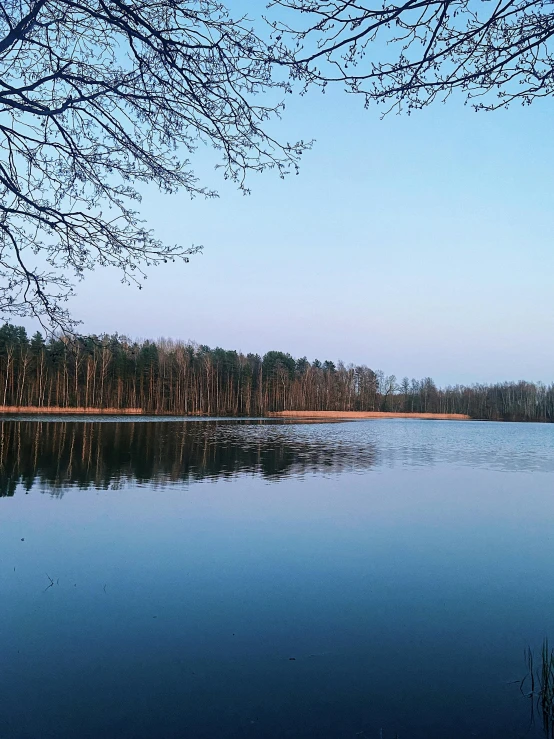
[0,406,143,415]
[0,407,470,419]
[269,410,470,420]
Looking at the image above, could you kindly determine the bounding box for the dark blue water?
[1,418,553,738]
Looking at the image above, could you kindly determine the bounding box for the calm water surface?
[1,418,554,738]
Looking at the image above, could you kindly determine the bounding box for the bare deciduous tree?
[0,0,308,326]
[270,0,554,113]
[3,0,546,329]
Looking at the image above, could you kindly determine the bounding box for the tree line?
[0,323,552,422]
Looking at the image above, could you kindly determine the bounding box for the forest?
[0,323,552,422]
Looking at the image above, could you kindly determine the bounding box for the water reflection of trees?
[0,420,378,496]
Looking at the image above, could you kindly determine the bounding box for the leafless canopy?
[0,0,307,327]
[269,0,554,112]
[2,0,550,327]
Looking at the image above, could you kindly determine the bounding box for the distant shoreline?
[269,410,471,421]
[0,406,143,415]
[0,321,551,423]
[0,407,470,420]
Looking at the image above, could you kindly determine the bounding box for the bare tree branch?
[0,0,310,329]
[268,0,554,113]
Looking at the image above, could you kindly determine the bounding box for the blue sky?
[63,74,554,386]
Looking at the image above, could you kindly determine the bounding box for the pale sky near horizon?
[23,54,554,387]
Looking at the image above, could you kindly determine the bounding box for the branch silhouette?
[269,0,554,113]
[0,1,309,328]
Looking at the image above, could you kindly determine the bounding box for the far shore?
[0,406,143,415]
[269,410,471,421]
[0,406,469,420]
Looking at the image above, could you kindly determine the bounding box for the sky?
[31,36,554,386]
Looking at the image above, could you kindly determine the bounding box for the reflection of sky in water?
[224,419,554,474]
[1,420,554,738]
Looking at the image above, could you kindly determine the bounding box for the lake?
[1,417,553,738]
